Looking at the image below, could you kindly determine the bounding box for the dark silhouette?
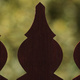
[73,42,80,80]
[0,41,7,80]
[17,2,63,80]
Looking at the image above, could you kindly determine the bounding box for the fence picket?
[73,42,80,80]
[17,2,63,80]
[0,41,7,80]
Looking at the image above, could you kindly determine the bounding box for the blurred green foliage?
[0,0,80,80]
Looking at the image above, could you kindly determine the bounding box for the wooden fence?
[0,2,80,80]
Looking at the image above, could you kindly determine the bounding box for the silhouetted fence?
[0,2,80,80]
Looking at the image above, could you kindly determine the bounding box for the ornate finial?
[73,42,80,80]
[17,2,63,80]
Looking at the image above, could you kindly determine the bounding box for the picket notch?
[0,2,80,80]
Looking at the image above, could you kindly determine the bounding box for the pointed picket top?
[17,2,63,80]
[25,2,55,38]
[73,42,80,80]
[36,2,45,9]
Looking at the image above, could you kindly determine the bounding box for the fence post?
[17,2,63,80]
[0,41,7,80]
[73,42,80,80]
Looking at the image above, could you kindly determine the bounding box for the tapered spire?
[25,2,55,38]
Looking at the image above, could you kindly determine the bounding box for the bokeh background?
[0,0,80,80]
